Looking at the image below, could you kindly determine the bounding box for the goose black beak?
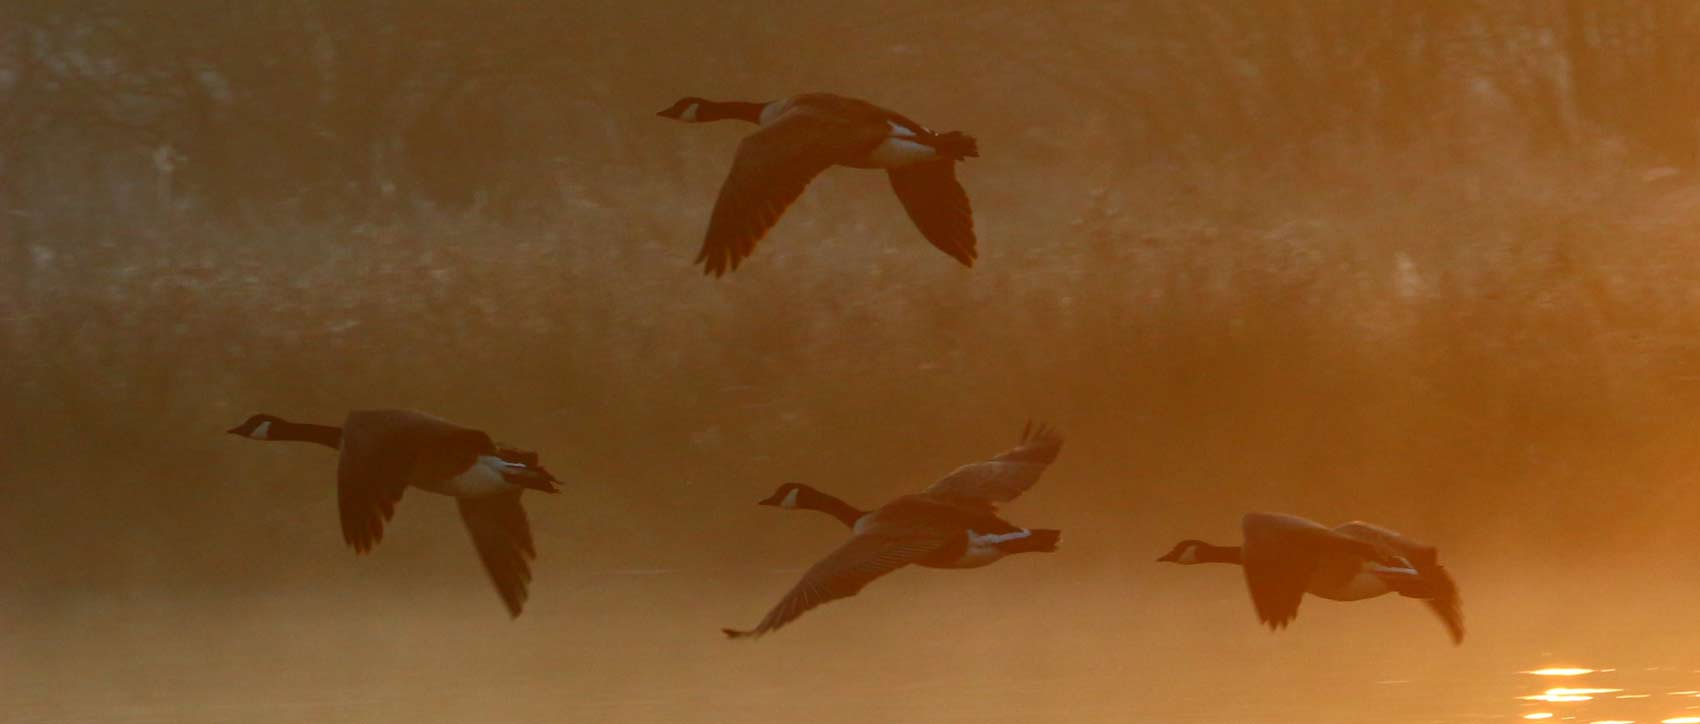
[225,426,244,435]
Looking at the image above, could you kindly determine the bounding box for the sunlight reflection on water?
[1520,687,1623,702]
[1512,666,1700,724]
[14,589,1700,724]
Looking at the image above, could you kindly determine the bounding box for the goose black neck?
[1199,543,1243,565]
[700,100,766,124]
[272,421,343,449]
[802,490,867,528]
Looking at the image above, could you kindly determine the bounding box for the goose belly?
[1307,563,1400,602]
[417,456,519,498]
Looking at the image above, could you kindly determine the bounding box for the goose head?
[1156,539,1211,564]
[227,413,284,440]
[756,482,816,509]
[656,97,710,122]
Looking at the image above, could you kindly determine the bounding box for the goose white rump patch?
[968,530,1032,546]
[868,136,938,168]
[445,455,523,498]
[950,529,1032,568]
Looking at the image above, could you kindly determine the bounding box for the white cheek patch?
[1177,547,1199,564]
[250,421,272,440]
[681,103,699,122]
[780,487,800,508]
[886,120,918,137]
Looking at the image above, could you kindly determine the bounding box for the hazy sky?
[6,3,1700,722]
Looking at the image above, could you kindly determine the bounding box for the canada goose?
[1157,512,1464,644]
[226,410,561,617]
[656,92,978,276]
[724,423,1062,639]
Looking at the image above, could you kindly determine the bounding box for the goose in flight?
[227,410,561,617]
[658,92,978,276]
[725,423,1062,639]
[1157,512,1464,644]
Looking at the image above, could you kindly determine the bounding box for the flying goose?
[656,92,978,276]
[226,410,561,617]
[1157,512,1464,644]
[725,423,1062,639]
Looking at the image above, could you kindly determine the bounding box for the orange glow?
[1530,668,1598,677]
[1524,714,1554,721]
[1521,687,1624,702]
[1662,718,1700,724]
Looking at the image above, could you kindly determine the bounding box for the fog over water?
[6,2,1700,722]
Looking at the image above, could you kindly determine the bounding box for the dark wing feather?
[723,534,944,639]
[1240,515,1322,631]
[458,490,537,618]
[1421,563,1465,645]
[334,410,494,553]
[888,160,976,267]
[696,110,885,276]
[1239,513,1382,630]
[923,422,1063,504]
[1331,521,1432,568]
[335,421,415,553]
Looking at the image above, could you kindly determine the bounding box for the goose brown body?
[227,409,561,618]
[659,92,978,276]
[1158,512,1465,644]
[726,423,1062,639]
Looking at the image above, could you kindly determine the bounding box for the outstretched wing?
[1334,521,1464,644]
[1240,513,1326,630]
[1240,513,1392,631]
[723,533,945,639]
[335,416,419,553]
[696,110,885,276]
[458,490,538,618]
[335,410,492,553]
[1419,563,1465,645]
[888,160,975,267]
[923,422,1063,505]
[1331,521,1432,568]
